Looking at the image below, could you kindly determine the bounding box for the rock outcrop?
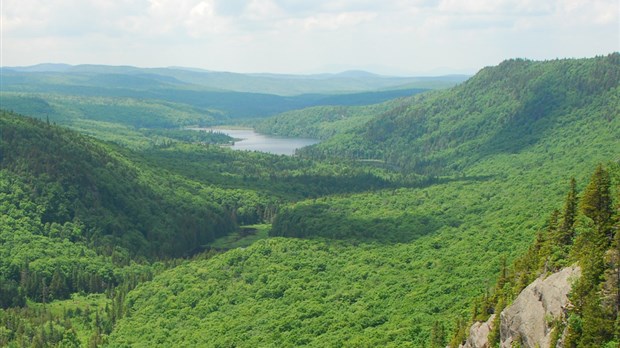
[500,265,580,348]
[460,314,495,348]
[457,265,580,348]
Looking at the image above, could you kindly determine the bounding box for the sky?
[1,0,619,75]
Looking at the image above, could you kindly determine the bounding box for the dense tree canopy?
[0,54,618,347]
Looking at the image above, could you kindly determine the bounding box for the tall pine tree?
[580,164,614,243]
[559,177,579,244]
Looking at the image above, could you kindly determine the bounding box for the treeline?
[138,128,233,145]
[269,193,448,243]
[451,164,620,348]
[0,110,412,313]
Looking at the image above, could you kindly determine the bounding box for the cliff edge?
[459,265,580,348]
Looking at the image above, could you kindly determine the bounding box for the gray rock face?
[460,314,495,348]
[500,266,581,348]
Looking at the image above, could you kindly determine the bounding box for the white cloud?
[1,0,618,73]
[437,0,553,15]
[556,0,619,25]
[185,0,232,36]
[243,0,284,21]
[286,11,377,31]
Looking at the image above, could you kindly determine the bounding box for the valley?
[0,54,618,347]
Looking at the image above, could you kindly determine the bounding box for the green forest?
[0,53,618,347]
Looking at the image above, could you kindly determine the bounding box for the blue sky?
[2,0,618,75]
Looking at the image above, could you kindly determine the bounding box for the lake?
[198,128,320,156]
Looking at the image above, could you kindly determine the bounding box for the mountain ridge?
[297,53,619,175]
[3,63,467,96]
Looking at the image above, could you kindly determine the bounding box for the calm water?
[201,128,320,156]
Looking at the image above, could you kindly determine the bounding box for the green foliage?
[0,111,237,258]
[109,238,471,347]
[255,98,414,140]
[208,224,271,250]
[1,65,459,125]
[140,142,410,201]
[580,164,614,240]
[138,128,233,145]
[2,55,619,347]
[270,186,453,243]
[0,92,218,129]
[559,178,579,245]
[457,164,620,347]
[447,318,468,348]
[564,164,619,347]
[302,53,620,176]
[430,320,447,348]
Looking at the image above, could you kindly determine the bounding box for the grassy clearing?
[208,224,271,250]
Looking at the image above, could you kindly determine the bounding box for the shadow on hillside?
[269,174,496,244]
[479,74,569,156]
[255,171,495,199]
[415,174,495,188]
[270,201,461,245]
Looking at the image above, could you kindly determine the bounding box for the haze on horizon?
[1,0,619,76]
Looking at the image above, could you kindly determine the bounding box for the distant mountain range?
[2,63,469,96]
[0,64,467,125]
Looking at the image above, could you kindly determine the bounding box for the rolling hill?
[0,111,236,259]
[3,64,466,95]
[0,65,465,132]
[299,54,620,175]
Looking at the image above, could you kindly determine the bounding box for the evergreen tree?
[580,164,614,243]
[559,177,579,244]
[602,227,620,328]
[539,209,559,272]
[578,291,615,347]
[50,268,67,300]
[430,320,446,348]
[448,318,468,348]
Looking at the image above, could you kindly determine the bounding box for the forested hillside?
[0,65,459,131]
[300,53,619,175]
[274,53,620,240]
[0,110,406,346]
[0,112,241,258]
[105,55,619,347]
[254,100,405,140]
[0,54,618,347]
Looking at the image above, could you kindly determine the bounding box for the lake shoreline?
[188,127,320,156]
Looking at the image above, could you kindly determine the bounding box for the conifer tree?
[559,177,578,244]
[448,318,468,348]
[539,209,559,271]
[580,164,614,243]
[430,320,446,348]
[50,268,67,300]
[568,165,618,347]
